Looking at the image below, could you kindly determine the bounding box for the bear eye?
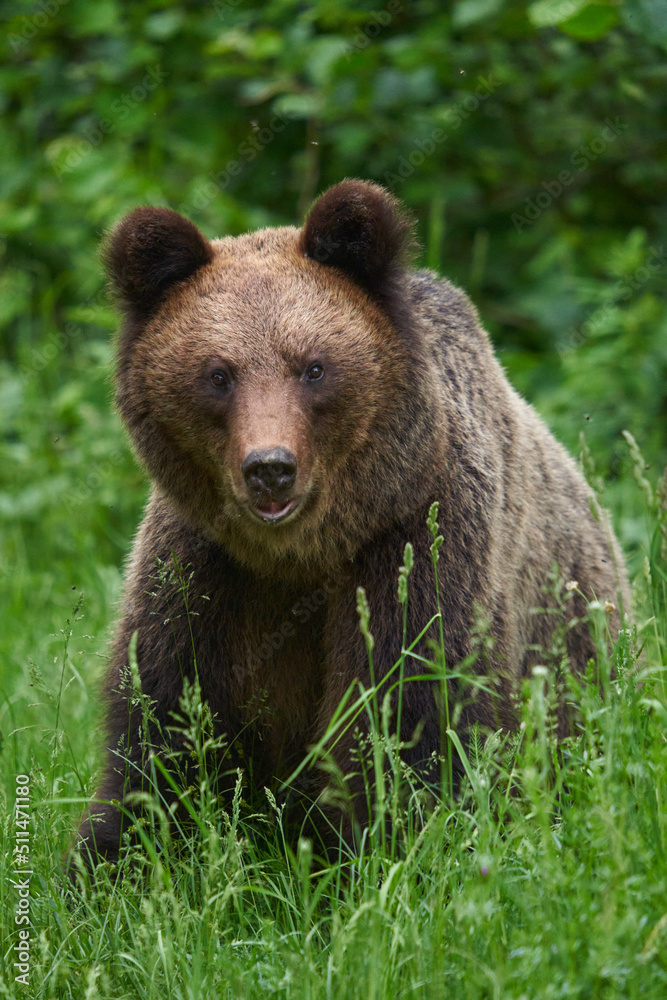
[304,362,324,382]
[210,369,233,391]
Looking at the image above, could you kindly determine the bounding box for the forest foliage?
[2,0,667,594]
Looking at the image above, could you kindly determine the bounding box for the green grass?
[1,430,666,999]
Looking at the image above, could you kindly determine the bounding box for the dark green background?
[1,0,666,640]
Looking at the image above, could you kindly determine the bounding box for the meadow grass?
[1,445,666,1000]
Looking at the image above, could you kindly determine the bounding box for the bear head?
[105,180,443,575]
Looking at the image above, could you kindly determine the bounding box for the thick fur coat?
[76,180,629,864]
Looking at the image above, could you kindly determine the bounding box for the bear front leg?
[313,523,464,851]
[68,670,178,878]
[68,528,214,876]
[70,759,132,874]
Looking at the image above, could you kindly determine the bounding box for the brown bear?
[75,179,629,868]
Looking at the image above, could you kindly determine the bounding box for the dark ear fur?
[299,179,416,292]
[104,207,214,315]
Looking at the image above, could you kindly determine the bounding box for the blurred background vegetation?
[1,0,666,715]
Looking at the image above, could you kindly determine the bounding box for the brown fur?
[74,180,630,867]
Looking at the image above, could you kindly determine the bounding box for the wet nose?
[242,448,297,495]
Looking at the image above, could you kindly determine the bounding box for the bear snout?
[242,447,299,522]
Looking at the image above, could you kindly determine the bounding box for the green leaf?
[145,10,185,41]
[69,0,120,36]
[528,0,590,29]
[452,0,504,30]
[274,93,323,119]
[561,3,620,39]
[446,728,477,787]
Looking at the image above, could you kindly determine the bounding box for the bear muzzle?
[242,447,300,523]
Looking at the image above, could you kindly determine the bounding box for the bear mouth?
[250,498,299,524]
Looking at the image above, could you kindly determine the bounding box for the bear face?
[108,182,444,575]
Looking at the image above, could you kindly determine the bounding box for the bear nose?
[242,448,297,496]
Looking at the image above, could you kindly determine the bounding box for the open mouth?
[250,498,298,524]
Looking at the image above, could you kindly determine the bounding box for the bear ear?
[299,179,416,292]
[103,207,214,315]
